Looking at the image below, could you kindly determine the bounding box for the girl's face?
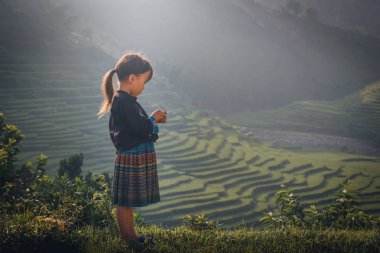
[130,71,151,97]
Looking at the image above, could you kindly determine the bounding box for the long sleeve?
[124,102,154,139]
[148,116,159,134]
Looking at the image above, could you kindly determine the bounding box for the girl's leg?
[116,205,138,241]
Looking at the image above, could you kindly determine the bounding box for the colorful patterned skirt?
[112,141,160,207]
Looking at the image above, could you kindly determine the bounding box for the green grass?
[2,222,379,253]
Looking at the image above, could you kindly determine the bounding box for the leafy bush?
[0,112,156,251]
[26,171,115,229]
[58,153,84,179]
[0,113,120,250]
[0,212,82,253]
[183,211,222,230]
[0,112,25,196]
[260,180,380,230]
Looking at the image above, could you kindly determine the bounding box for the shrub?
[325,179,380,229]
[260,180,380,230]
[259,184,306,228]
[0,212,82,253]
[22,169,116,229]
[183,211,222,230]
[0,112,117,232]
[58,153,84,180]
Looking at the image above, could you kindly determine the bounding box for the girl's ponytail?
[97,69,117,119]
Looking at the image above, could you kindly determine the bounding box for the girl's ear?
[127,74,135,84]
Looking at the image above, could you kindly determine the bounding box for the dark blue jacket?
[109,89,158,153]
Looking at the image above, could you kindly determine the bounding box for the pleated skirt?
[112,141,160,207]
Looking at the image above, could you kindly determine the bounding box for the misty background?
[2,0,380,149]
[13,0,379,114]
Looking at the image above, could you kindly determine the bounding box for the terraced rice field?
[226,79,380,147]
[1,52,379,228]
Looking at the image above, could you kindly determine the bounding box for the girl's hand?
[151,108,167,123]
[156,109,167,123]
[157,113,167,123]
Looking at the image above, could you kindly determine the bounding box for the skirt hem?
[112,199,161,207]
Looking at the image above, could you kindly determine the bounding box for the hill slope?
[226,79,380,148]
[258,0,380,39]
[1,46,379,227]
[63,0,380,114]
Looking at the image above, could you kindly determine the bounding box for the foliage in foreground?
[1,222,380,253]
[1,111,380,252]
[259,181,380,230]
[0,112,145,251]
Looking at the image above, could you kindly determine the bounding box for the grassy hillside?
[1,46,380,228]
[225,79,380,147]
[2,221,380,253]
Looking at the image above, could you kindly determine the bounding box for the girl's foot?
[128,239,150,252]
[138,235,156,245]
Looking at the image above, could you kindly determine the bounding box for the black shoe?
[128,239,150,253]
[138,235,156,245]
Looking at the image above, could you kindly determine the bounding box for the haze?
[55,0,380,114]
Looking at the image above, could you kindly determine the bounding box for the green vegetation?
[1,113,379,252]
[2,223,380,253]
[260,180,380,230]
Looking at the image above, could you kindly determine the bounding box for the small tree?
[325,179,376,229]
[58,153,83,179]
[260,184,305,228]
[0,113,49,209]
[0,113,24,189]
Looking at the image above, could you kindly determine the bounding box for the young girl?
[97,52,167,249]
